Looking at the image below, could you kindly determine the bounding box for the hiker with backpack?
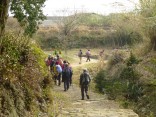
[86,50,91,62]
[79,68,91,100]
[78,49,83,64]
[68,62,73,86]
[62,63,71,91]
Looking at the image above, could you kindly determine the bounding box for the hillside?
[4,9,156,117]
[37,12,142,50]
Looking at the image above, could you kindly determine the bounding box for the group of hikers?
[45,53,73,91]
[78,49,91,64]
[45,49,105,100]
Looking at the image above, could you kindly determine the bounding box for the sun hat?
[83,68,87,72]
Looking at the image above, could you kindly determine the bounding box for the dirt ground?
[53,57,138,117]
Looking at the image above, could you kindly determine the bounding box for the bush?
[126,52,139,66]
[94,52,143,101]
[94,69,126,99]
[0,33,53,116]
[94,70,107,93]
[108,50,124,67]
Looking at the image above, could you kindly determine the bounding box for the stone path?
[53,57,138,117]
[54,84,138,117]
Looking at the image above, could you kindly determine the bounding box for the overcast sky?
[43,0,139,16]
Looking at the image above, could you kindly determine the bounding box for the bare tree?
[55,9,83,55]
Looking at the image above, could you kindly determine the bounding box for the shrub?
[126,52,139,66]
[94,52,143,101]
[108,50,124,67]
[94,70,107,93]
[0,33,53,116]
[120,67,140,82]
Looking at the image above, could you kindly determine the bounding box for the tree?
[0,0,46,37]
[56,10,82,54]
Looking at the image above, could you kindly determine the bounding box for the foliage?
[140,0,156,50]
[36,13,143,49]
[102,31,143,47]
[0,0,46,36]
[119,53,142,101]
[95,52,143,102]
[136,85,156,117]
[126,52,140,66]
[10,0,46,36]
[146,58,156,78]
[94,50,156,116]
[108,50,124,67]
[0,34,30,80]
[78,13,112,27]
[94,70,107,92]
[0,33,54,116]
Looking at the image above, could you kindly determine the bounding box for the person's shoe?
[86,95,89,99]
[81,98,84,100]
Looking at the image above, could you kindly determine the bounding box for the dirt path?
[71,56,99,67]
[54,58,139,117]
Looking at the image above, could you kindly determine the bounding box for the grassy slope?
[100,50,156,117]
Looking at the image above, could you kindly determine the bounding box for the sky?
[43,0,140,16]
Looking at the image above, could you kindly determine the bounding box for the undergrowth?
[0,33,62,117]
[94,51,156,116]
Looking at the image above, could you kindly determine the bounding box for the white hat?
[83,68,87,72]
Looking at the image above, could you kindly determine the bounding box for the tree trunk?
[0,0,10,37]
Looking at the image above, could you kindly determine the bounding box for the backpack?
[79,52,82,57]
[86,51,90,56]
[63,68,70,78]
[82,73,90,85]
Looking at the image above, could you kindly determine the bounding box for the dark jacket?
[62,67,71,82]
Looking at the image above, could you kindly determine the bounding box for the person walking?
[86,50,91,62]
[78,49,83,64]
[79,68,91,100]
[56,62,62,86]
[62,63,71,91]
[68,62,73,86]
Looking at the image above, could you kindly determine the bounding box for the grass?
[46,89,70,117]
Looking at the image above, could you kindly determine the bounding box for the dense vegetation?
[94,51,156,117]
[0,33,55,116]
[0,1,65,116]
[92,2,156,115]
[37,13,143,49]
[1,0,156,117]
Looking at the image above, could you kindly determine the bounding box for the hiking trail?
[54,57,139,117]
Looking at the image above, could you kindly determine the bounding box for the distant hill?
[40,16,65,26]
[41,13,111,27]
[46,16,65,20]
